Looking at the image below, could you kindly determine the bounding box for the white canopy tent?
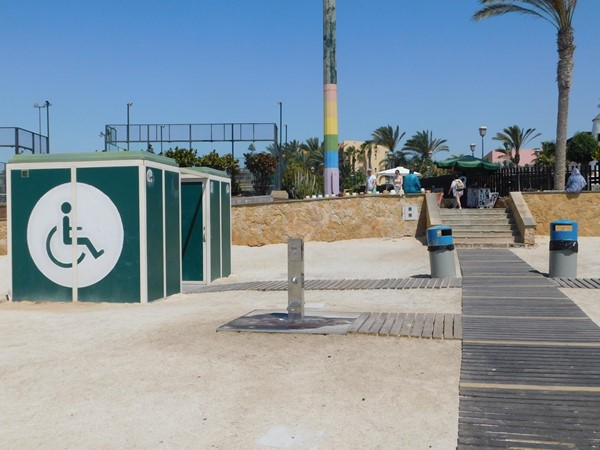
[377,166,422,178]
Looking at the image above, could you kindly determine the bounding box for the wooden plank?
[444,313,454,339]
[379,313,398,336]
[454,314,462,340]
[357,312,379,334]
[422,313,435,339]
[368,313,388,335]
[400,313,415,336]
[410,313,426,338]
[389,313,406,336]
[347,312,370,334]
[433,313,445,339]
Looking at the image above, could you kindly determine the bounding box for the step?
[453,240,526,249]
[441,218,515,226]
[450,226,517,234]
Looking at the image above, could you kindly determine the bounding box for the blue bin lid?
[427,225,453,247]
[550,220,578,241]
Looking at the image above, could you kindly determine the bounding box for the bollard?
[427,226,456,278]
[549,220,578,278]
[287,238,305,322]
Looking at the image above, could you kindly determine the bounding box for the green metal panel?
[220,181,231,277]
[146,168,164,301]
[165,170,181,295]
[210,180,221,281]
[11,168,73,301]
[76,166,140,302]
[181,182,204,282]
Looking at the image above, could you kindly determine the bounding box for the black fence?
[423,163,600,198]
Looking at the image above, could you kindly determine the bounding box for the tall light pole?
[127,102,133,151]
[479,126,487,160]
[470,143,476,157]
[276,101,283,189]
[45,100,51,153]
[33,103,44,135]
[33,101,51,153]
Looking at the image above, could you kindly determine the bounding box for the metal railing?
[0,127,49,155]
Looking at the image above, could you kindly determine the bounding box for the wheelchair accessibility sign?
[26,183,124,288]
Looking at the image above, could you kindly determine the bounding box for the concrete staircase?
[439,207,521,247]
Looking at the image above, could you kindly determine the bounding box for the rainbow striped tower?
[323,0,339,195]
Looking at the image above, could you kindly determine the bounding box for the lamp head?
[479,126,487,137]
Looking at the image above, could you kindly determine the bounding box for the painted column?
[323,0,339,195]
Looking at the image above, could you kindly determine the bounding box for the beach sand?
[0,237,598,449]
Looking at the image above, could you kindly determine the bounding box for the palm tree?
[371,125,406,168]
[359,140,375,171]
[492,125,541,165]
[301,137,324,174]
[402,130,450,174]
[534,141,556,167]
[473,0,578,190]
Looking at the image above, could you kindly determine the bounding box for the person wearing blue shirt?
[403,169,421,194]
[565,168,587,193]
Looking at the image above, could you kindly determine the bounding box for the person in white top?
[449,174,465,209]
[366,168,377,193]
[393,169,404,195]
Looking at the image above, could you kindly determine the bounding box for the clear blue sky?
[2,0,599,162]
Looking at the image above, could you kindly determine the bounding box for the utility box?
[7,152,181,303]
[180,167,231,285]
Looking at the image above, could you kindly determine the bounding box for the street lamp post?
[33,103,44,135]
[127,102,133,151]
[479,126,487,160]
[276,101,283,190]
[470,143,476,157]
[33,101,51,152]
[45,100,51,153]
[428,150,433,176]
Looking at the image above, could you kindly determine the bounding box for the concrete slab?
[217,309,360,335]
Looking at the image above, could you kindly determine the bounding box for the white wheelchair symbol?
[45,201,105,268]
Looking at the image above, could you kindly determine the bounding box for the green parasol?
[435,155,500,171]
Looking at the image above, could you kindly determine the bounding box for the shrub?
[244,152,277,195]
[567,132,598,165]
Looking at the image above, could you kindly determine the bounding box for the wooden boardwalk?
[457,249,600,449]
[184,277,600,294]
[186,277,462,293]
[348,312,461,339]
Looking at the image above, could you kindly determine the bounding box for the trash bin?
[427,225,456,278]
[549,220,578,278]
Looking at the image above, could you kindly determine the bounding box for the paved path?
[457,249,600,449]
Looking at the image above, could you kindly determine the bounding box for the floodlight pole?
[45,101,51,153]
[127,102,133,151]
[276,101,283,190]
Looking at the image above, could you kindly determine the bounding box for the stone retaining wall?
[232,195,427,246]
[523,192,600,236]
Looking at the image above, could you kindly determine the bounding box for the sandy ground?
[0,237,599,449]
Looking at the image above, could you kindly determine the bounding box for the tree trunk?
[554,27,575,191]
